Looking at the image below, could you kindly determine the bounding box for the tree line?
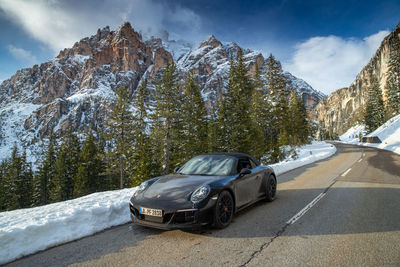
[0,50,311,211]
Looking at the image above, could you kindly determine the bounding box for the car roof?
[200,152,260,165]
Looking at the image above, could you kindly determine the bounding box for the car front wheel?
[265,175,277,202]
[213,190,234,229]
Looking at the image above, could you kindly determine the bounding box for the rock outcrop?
[314,21,400,137]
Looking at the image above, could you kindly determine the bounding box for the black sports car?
[129,153,276,229]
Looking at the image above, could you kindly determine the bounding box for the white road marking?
[341,168,352,177]
[357,158,362,163]
[287,192,326,225]
[363,153,366,157]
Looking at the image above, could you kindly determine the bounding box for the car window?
[250,159,258,169]
[179,155,235,176]
[237,158,252,173]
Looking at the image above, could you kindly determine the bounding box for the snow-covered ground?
[0,141,336,265]
[339,124,366,143]
[0,188,137,265]
[270,141,336,175]
[339,114,400,155]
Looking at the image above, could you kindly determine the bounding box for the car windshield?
[178,155,235,176]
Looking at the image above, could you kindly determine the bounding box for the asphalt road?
[6,143,400,266]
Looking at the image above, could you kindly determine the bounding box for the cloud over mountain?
[7,45,38,65]
[0,0,203,54]
[285,30,390,94]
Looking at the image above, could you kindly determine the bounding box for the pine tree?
[17,150,33,208]
[364,74,386,133]
[51,130,80,202]
[250,65,271,159]
[129,81,156,186]
[385,35,400,117]
[266,54,289,133]
[0,147,33,210]
[74,132,102,197]
[288,90,310,145]
[97,134,120,191]
[215,64,233,152]
[151,62,184,174]
[95,136,114,191]
[265,54,289,162]
[298,94,311,144]
[217,49,257,154]
[105,86,134,188]
[0,160,7,211]
[207,106,220,153]
[51,148,67,202]
[180,71,209,162]
[33,133,56,206]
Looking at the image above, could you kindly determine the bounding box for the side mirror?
[174,167,180,173]
[240,168,251,176]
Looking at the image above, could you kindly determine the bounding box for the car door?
[235,157,260,208]
[249,158,265,199]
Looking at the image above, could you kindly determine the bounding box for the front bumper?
[129,200,216,230]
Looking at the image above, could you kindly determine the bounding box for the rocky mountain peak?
[199,34,222,49]
[0,21,324,165]
[112,21,142,44]
[96,26,111,41]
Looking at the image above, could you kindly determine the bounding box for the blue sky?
[0,0,399,94]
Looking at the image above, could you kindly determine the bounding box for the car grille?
[130,204,196,224]
[173,211,196,224]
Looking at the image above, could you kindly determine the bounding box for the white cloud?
[7,45,38,65]
[285,30,390,95]
[0,0,202,54]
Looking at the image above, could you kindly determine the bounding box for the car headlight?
[133,181,150,198]
[191,185,210,203]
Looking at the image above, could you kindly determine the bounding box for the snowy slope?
[0,141,336,264]
[339,114,400,155]
[339,125,366,143]
[365,114,400,154]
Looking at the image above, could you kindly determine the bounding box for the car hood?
[142,174,220,202]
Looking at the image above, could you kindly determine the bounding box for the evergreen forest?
[0,51,318,211]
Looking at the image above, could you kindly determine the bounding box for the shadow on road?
[367,150,400,177]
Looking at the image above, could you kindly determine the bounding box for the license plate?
[139,207,163,217]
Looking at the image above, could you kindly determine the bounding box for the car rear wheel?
[213,191,234,229]
[265,175,277,202]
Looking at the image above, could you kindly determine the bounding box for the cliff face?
[314,22,400,137]
[0,22,324,163]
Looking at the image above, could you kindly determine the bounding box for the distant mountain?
[0,22,324,164]
[313,21,400,137]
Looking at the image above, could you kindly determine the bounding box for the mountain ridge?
[0,22,324,164]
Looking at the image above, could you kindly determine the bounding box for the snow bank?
[0,188,137,265]
[339,114,400,155]
[270,141,336,175]
[339,125,366,143]
[0,141,336,264]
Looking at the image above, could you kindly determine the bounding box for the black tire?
[265,175,277,202]
[213,191,234,229]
